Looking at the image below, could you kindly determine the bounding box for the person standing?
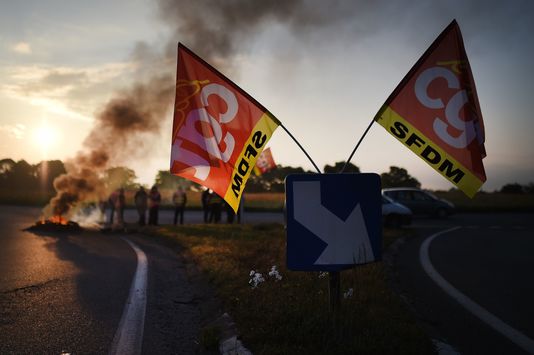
[172,186,187,225]
[134,186,148,226]
[208,193,223,223]
[237,194,245,224]
[201,188,211,223]
[108,189,119,225]
[225,201,235,224]
[148,185,162,226]
[115,188,126,227]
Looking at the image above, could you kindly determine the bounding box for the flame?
[47,215,68,225]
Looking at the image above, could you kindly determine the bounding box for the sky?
[1,0,533,192]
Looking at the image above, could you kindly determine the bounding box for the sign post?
[329,271,341,311]
[285,173,382,311]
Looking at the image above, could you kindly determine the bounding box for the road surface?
[0,205,218,354]
[2,205,533,354]
[393,213,534,354]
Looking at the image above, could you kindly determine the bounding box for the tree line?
[1,157,532,193]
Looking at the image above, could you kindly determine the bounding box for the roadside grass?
[3,187,533,213]
[150,223,434,354]
[434,190,534,212]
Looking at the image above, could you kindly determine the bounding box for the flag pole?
[340,116,377,173]
[279,123,322,174]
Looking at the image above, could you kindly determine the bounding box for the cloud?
[11,42,32,54]
[0,124,26,139]
[0,62,136,122]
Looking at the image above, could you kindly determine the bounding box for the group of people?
[108,185,162,228]
[201,188,242,224]
[106,186,241,227]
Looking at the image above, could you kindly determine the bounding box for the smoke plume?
[45,0,347,218]
[45,75,174,217]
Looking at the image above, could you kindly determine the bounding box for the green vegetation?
[381,166,421,188]
[435,189,534,212]
[199,325,222,352]
[148,224,434,354]
[1,157,533,213]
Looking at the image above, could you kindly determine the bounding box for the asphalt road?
[0,205,219,354]
[2,205,533,354]
[393,213,534,354]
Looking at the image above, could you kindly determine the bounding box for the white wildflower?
[249,270,255,277]
[248,272,265,288]
[343,288,354,299]
[318,272,328,279]
[268,265,283,281]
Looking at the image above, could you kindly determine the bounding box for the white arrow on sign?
[293,181,374,265]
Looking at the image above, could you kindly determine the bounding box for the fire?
[42,215,68,225]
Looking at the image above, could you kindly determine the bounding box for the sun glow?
[32,124,59,149]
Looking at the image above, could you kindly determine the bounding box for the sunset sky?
[1,0,533,191]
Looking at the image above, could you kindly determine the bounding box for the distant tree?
[154,170,191,190]
[244,164,313,193]
[323,161,360,174]
[104,166,138,190]
[36,160,66,192]
[0,158,15,175]
[381,166,421,188]
[264,165,312,192]
[0,158,16,186]
[1,160,38,189]
[500,183,524,194]
[525,183,534,194]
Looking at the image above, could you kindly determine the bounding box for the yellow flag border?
[224,112,279,212]
[377,106,484,197]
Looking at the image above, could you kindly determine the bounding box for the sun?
[32,125,59,149]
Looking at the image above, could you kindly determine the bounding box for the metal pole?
[329,271,341,311]
[340,117,377,173]
[280,123,343,310]
[279,123,322,174]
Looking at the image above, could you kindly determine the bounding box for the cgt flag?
[170,43,280,212]
[375,20,486,197]
[253,147,276,175]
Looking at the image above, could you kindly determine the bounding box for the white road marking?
[109,238,148,355]
[420,227,534,354]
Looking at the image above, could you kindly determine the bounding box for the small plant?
[268,265,283,281]
[249,270,265,288]
[343,288,354,299]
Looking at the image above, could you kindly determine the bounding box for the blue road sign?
[285,173,382,271]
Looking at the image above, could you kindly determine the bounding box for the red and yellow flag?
[253,147,276,175]
[375,20,486,197]
[170,43,280,212]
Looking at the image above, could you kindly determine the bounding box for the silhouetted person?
[134,186,148,226]
[225,201,235,224]
[208,193,223,223]
[201,189,211,223]
[108,189,119,225]
[237,194,244,224]
[172,186,187,225]
[148,185,161,225]
[115,188,126,227]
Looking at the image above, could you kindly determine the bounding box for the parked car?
[382,187,454,217]
[382,194,412,227]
